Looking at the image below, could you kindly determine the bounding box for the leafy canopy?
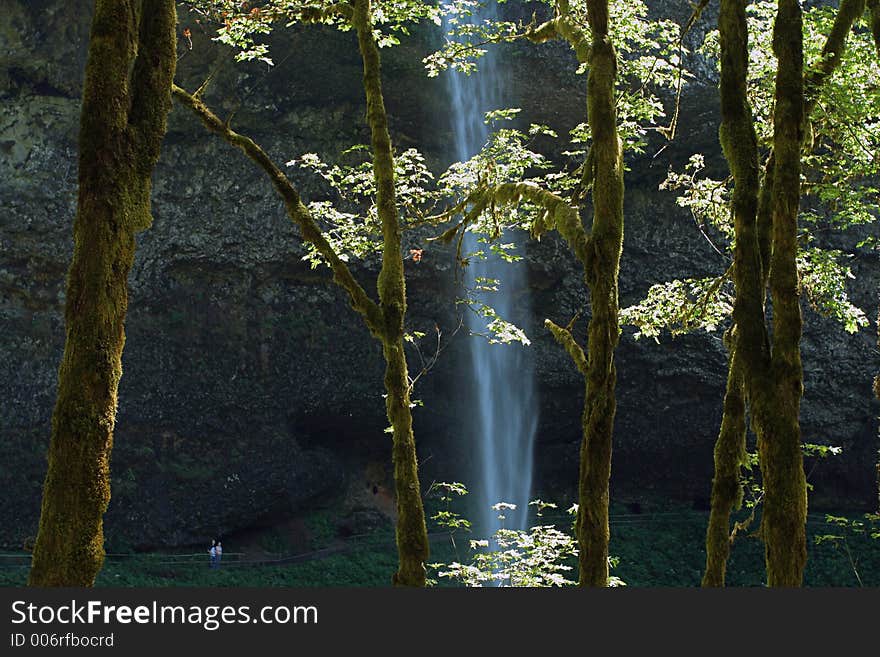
[622,0,879,340]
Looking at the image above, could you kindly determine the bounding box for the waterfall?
[443,4,538,535]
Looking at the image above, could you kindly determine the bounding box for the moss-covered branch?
[757,0,863,278]
[352,0,403,340]
[495,182,590,266]
[682,0,712,40]
[29,0,177,587]
[437,180,589,269]
[524,12,590,62]
[545,319,587,374]
[294,3,353,23]
[718,0,767,384]
[804,0,865,115]
[171,85,384,336]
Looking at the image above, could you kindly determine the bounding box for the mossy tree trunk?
[755,0,807,587]
[705,0,863,587]
[29,0,177,586]
[876,304,880,511]
[352,0,429,587]
[704,0,764,588]
[526,0,623,587]
[571,0,625,588]
[176,0,429,588]
[869,0,880,52]
[702,341,747,586]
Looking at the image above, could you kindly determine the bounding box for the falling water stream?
[443,6,538,536]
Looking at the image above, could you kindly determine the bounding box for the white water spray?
[443,5,538,534]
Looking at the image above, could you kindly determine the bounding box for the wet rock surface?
[1,1,876,549]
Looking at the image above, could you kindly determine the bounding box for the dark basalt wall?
[1,0,876,550]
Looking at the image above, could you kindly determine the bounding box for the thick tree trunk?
[706,0,865,586]
[575,0,625,587]
[29,0,176,586]
[758,0,807,586]
[353,0,429,587]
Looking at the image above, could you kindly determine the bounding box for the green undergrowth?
[0,502,875,586]
[606,501,879,587]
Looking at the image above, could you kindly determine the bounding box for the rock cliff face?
[1,1,877,549]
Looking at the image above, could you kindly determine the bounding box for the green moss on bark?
[703,342,746,587]
[570,0,624,588]
[174,0,429,587]
[28,0,176,587]
[756,0,807,587]
[707,0,866,587]
[353,0,428,587]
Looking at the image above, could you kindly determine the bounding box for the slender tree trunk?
[526,0,623,587]
[353,0,429,587]
[574,0,625,587]
[173,1,429,586]
[758,0,807,586]
[29,0,176,586]
[703,342,747,587]
[705,0,766,588]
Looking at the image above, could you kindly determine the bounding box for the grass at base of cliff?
[607,505,879,587]
[0,504,876,586]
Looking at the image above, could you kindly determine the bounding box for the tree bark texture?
[573,0,625,587]
[29,0,177,586]
[758,0,807,586]
[353,0,429,587]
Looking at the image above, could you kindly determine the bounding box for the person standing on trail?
[216,541,223,568]
[209,540,217,569]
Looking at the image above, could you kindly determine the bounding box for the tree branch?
[804,0,866,117]
[545,318,588,375]
[352,0,404,340]
[171,83,383,336]
[435,180,591,269]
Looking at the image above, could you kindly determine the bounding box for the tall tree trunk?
[525,0,622,587]
[29,0,176,586]
[704,0,764,588]
[172,1,430,586]
[575,0,625,587]
[758,0,807,586]
[705,0,865,586]
[703,342,747,586]
[353,0,429,587]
